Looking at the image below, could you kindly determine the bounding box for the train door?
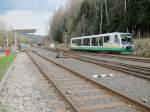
[83,38,90,46]
[91,37,99,46]
[99,36,103,46]
[114,35,120,45]
[71,39,75,46]
[76,39,82,46]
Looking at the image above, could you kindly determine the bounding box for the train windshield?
[120,34,133,45]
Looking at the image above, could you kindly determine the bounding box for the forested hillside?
[49,0,150,43]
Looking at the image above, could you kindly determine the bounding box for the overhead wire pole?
[100,0,103,34]
[61,22,67,50]
[64,32,67,50]
[105,0,109,23]
[65,23,68,50]
[124,0,128,32]
[125,0,127,13]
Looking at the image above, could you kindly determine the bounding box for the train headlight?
[132,45,134,48]
[122,46,126,49]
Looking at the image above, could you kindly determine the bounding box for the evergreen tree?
[49,0,150,43]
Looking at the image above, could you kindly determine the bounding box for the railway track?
[68,51,150,63]
[96,53,150,63]
[27,52,79,112]
[42,48,150,80]
[28,51,150,112]
[60,51,150,81]
[44,47,150,63]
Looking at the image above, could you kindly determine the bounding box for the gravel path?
[34,48,150,106]
[0,52,71,112]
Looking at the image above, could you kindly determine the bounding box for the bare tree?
[125,0,127,13]
[100,0,103,34]
[105,0,109,23]
[0,19,7,48]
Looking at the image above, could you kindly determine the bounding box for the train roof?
[71,32,131,40]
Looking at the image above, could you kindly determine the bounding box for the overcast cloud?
[0,0,68,35]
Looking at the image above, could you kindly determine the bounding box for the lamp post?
[100,0,103,34]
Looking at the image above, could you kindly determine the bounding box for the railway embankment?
[134,38,150,57]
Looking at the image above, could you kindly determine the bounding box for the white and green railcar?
[70,32,134,54]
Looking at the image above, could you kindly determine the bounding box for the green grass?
[0,53,16,80]
[0,103,15,112]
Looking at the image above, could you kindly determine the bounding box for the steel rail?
[27,52,81,112]
[67,51,150,72]
[33,50,150,112]
[69,51,150,63]
[62,52,150,81]
[44,47,150,63]
[70,51,150,71]
[69,52,150,73]
[44,48,150,71]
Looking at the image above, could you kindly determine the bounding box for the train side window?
[83,38,90,46]
[72,40,75,45]
[74,40,77,45]
[99,37,103,46]
[104,36,110,43]
[115,35,120,44]
[92,38,99,46]
[76,39,82,46]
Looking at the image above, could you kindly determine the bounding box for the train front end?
[119,33,134,54]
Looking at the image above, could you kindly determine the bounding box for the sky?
[0,0,68,35]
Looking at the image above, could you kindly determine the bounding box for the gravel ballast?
[0,52,71,112]
[72,52,150,68]
[29,51,138,112]
[34,48,150,106]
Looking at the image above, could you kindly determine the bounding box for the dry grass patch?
[134,38,150,57]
